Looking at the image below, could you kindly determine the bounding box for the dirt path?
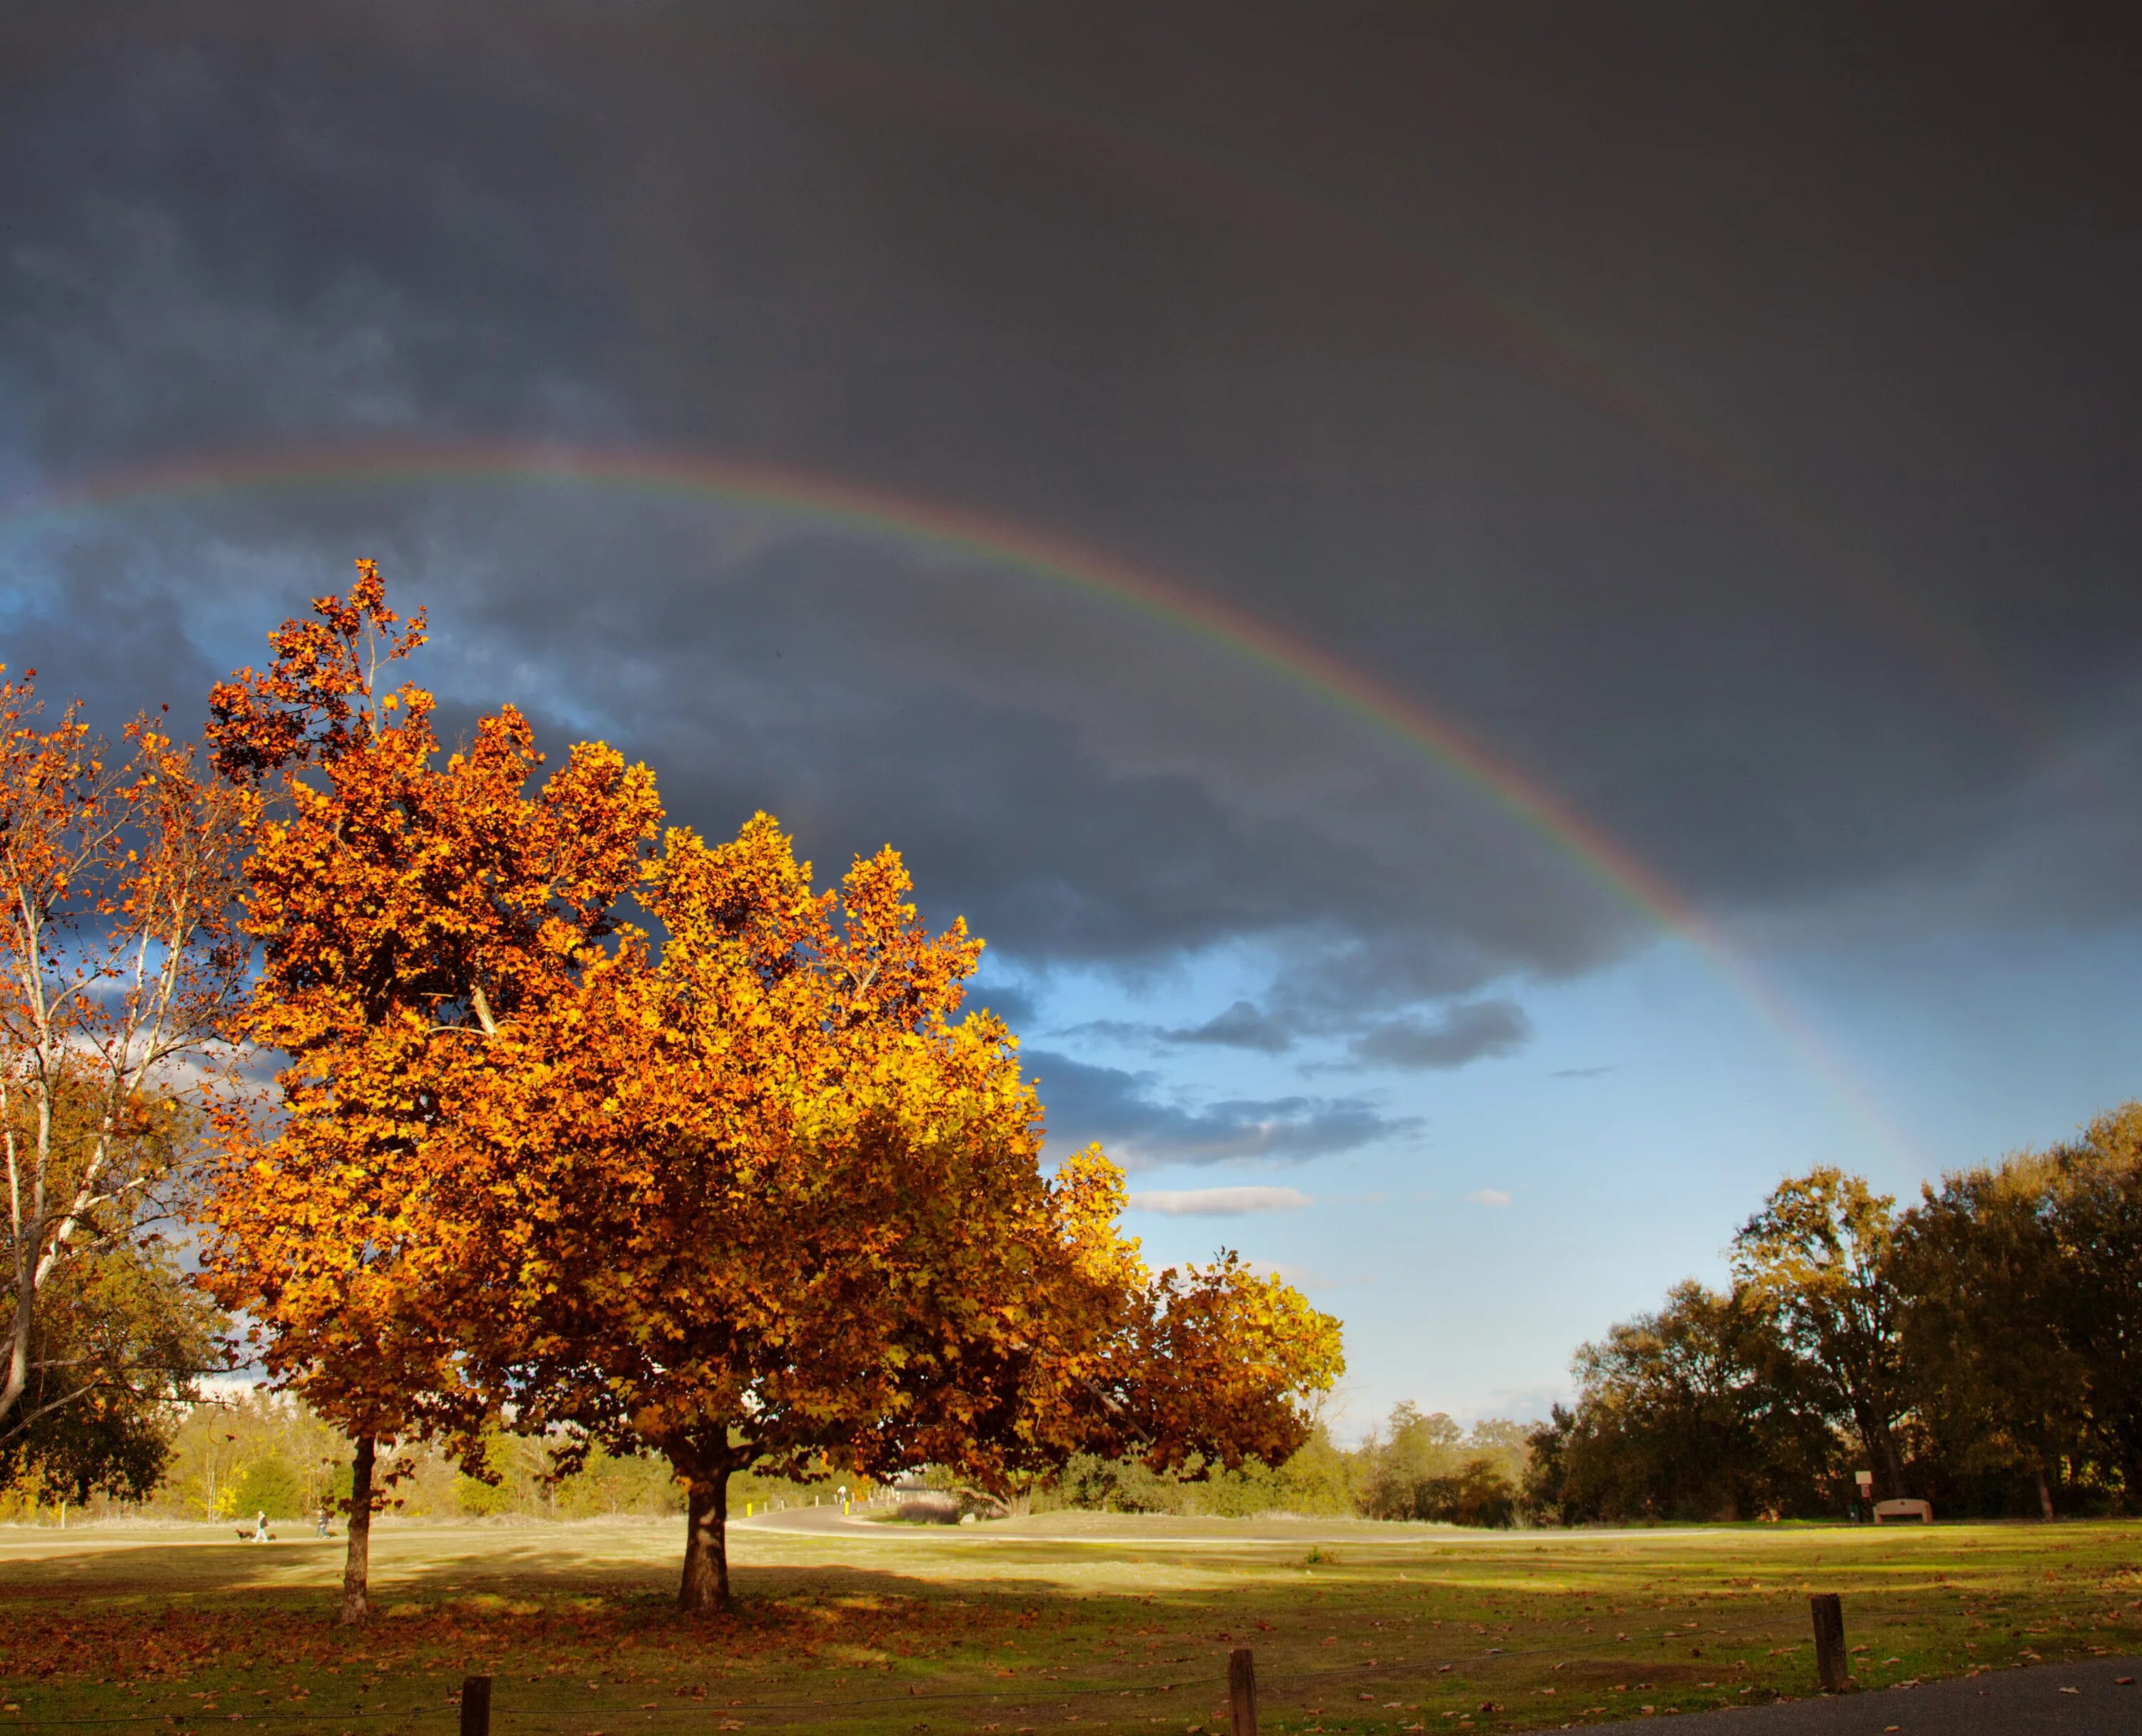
[1592,1655,2142,1733]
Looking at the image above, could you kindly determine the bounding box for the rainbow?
[0,440,1913,1160]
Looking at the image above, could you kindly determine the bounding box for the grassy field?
[3,1510,2138,1735]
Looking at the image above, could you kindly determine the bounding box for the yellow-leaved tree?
[203,565,1341,1617]
[196,564,660,1621]
[446,815,1344,1610]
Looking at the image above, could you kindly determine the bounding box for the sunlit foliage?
[198,564,1344,1616]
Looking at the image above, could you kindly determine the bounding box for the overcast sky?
[6,4,2141,1433]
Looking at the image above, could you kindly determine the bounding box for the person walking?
[252,1510,270,1541]
[315,1505,331,1539]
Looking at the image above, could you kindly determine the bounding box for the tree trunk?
[2035,1462,2056,1521]
[678,1467,731,1614]
[3,1254,34,1433]
[1858,1413,1906,1499]
[340,1436,376,1626]
[1880,1434,1906,1494]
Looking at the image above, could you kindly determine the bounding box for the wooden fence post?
[460,1675,492,1736]
[1228,1645,1257,1736]
[1809,1594,1849,1694]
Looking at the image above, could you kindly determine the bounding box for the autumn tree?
[1,669,248,1462]
[1731,1168,1911,1498]
[1894,1154,2081,1518]
[2031,1105,2142,1499]
[1102,1246,1347,1475]
[1561,1278,1832,1523]
[1523,1124,2142,1523]
[444,814,1342,1611]
[202,565,1339,1615]
[196,564,660,1621]
[1897,1105,2142,1512]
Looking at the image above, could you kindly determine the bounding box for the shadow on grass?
[0,1533,1079,1613]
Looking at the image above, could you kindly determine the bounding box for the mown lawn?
[3,1511,2138,1735]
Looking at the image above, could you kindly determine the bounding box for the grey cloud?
[959,976,1042,1033]
[1344,999,1533,1072]
[1162,999,1294,1055]
[1057,991,1522,1071]
[1025,1049,1419,1170]
[0,38,613,470]
[1055,1001,1297,1055]
[1049,1019,1157,1046]
[0,538,223,732]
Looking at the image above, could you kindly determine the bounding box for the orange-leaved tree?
[1080,1241,1348,1475]
[196,563,659,1621]
[446,814,1343,1610]
[2,668,249,1455]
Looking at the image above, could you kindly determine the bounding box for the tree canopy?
[196,564,1344,1614]
[198,563,665,1618]
[1527,1122,2142,1523]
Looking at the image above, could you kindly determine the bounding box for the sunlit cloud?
[1126,1185,1313,1216]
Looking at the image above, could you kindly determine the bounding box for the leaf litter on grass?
[4,1518,2141,1732]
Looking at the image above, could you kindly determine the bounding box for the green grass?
[4,1512,2138,1735]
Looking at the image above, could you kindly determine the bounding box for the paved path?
[735,1505,881,1534]
[1593,1656,2141,1733]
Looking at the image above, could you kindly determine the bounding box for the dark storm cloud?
[1,537,223,727]
[1023,1049,1418,1169]
[351,502,1629,1001]
[4,1,2142,1050]
[0,31,614,468]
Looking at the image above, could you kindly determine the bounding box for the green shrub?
[229,1455,303,1521]
[1414,1460,1518,1528]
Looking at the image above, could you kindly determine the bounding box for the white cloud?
[1467,1188,1513,1207]
[1126,1185,1313,1216]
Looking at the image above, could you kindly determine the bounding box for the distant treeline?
[1046,1408,1531,1526]
[1,1388,1537,1530]
[0,1390,870,1526]
[1523,1101,2142,1524]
